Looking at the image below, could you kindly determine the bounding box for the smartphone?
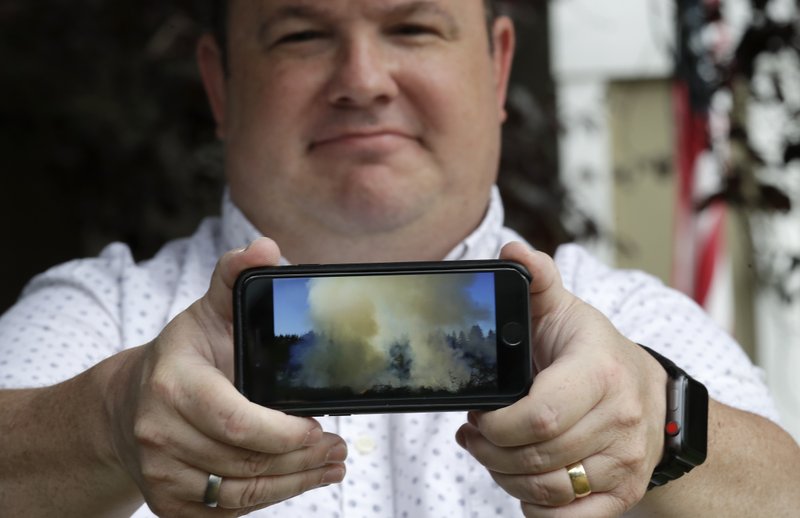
[233,260,533,416]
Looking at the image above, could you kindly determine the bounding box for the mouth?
[309,129,418,153]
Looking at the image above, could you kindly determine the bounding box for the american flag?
[672,0,733,329]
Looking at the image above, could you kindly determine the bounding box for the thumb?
[205,237,282,323]
[499,242,573,319]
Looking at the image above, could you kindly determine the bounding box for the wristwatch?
[639,345,709,489]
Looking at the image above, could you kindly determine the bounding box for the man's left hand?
[456,242,668,518]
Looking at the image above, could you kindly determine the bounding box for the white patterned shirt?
[0,187,779,517]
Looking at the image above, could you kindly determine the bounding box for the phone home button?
[501,322,524,347]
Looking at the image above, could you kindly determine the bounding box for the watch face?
[666,375,709,466]
[683,376,709,464]
[640,344,710,488]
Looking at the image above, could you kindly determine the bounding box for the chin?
[322,187,431,235]
[326,168,432,224]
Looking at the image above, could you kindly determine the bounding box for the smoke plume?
[288,274,496,393]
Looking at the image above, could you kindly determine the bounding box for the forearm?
[637,399,800,516]
[0,347,145,517]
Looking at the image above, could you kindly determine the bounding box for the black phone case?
[233,260,533,416]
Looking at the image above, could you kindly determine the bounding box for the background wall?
[552,0,800,441]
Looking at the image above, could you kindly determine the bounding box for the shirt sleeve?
[554,243,781,424]
[0,243,133,388]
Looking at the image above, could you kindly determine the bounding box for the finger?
[216,464,346,509]
[456,421,595,476]
[469,354,605,447]
[160,462,346,509]
[520,492,629,518]
[172,365,325,454]
[458,380,637,474]
[150,414,347,478]
[194,433,346,479]
[499,242,571,320]
[488,454,620,506]
[206,237,282,322]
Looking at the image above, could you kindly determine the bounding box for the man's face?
[200,0,515,246]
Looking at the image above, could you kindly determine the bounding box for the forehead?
[229,0,486,23]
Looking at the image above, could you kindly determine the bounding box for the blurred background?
[0,1,798,439]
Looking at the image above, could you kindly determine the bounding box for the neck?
[240,194,492,264]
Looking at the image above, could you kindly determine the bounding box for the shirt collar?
[219,185,507,263]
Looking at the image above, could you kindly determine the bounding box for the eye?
[275,30,327,45]
[392,24,439,37]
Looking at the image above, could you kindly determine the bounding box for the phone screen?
[235,262,532,414]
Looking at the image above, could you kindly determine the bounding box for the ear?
[490,16,516,124]
[196,33,228,140]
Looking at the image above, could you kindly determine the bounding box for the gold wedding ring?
[566,461,592,498]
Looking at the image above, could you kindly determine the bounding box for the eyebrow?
[258,4,334,43]
[258,1,461,40]
[381,1,461,38]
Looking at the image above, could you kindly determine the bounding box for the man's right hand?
[107,238,347,517]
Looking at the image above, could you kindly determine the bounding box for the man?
[0,1,797,516]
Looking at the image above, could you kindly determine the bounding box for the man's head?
[197,0,515,263]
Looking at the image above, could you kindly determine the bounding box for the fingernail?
[467,411,478,427]
[325,443,348,464]
[455,429,467,449]
[303,427,323,446]
[320,466,345,485]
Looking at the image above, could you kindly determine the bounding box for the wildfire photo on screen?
[267,272,498,398]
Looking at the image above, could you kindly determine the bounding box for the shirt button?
[354,435,376,455]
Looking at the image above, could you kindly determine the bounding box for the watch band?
[639,344,709,490]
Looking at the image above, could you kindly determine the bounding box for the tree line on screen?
[269,324,498,395]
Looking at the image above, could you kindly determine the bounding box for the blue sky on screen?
[273,277,313,336]
[273,272,495,337]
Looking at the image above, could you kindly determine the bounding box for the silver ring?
[203,473,223,508]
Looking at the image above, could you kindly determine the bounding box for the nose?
[327,36,398,108]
